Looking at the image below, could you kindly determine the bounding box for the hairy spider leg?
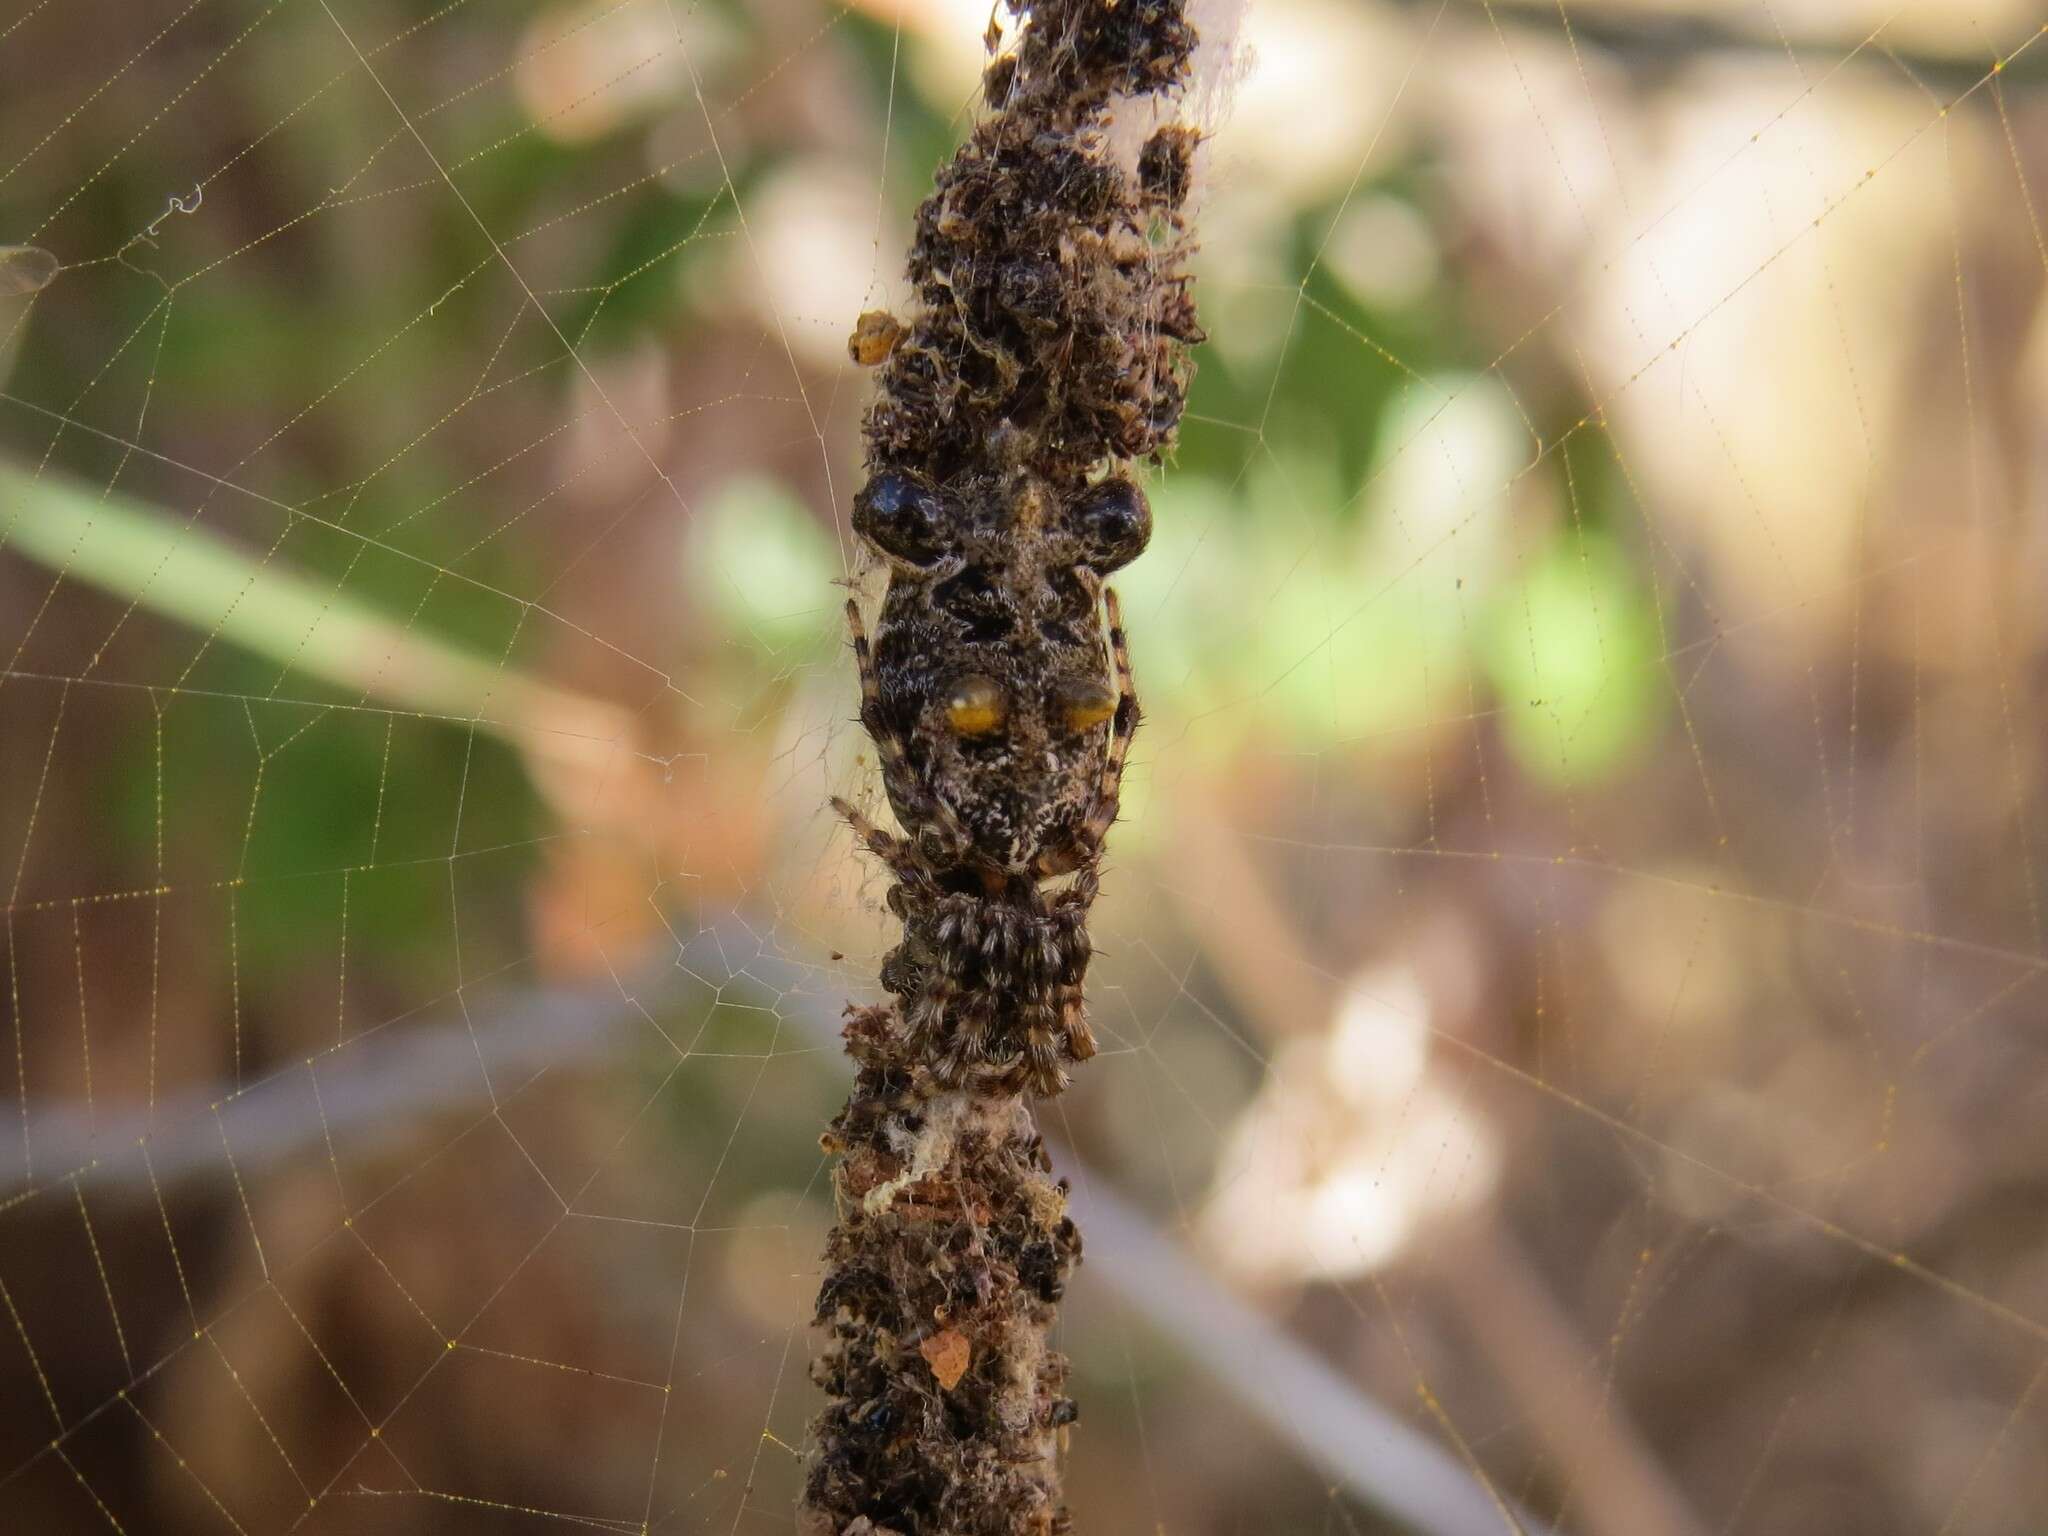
[843,597,972,858]
[1033,586,1140,878]
[830,795,926,887]
[1049,866,1100,1068]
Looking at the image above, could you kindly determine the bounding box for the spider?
[832,458,1146,1093]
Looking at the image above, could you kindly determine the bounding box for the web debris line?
[801,0,1212,1528]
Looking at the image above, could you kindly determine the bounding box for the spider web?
[3,0,2047,1532]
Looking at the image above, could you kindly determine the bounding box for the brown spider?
[832,460,1143,1093]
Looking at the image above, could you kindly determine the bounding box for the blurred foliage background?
[3,0,2048,1532]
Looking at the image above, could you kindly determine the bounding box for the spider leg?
[1099,585,1139,803]
[1032,587,1140,879]
[906,972,955,1058]
[1050,867,1101,914]
[1061,994,1098,1065]
[845,596,904,781]
[831,795,924,886]
[1021,1030,1071,1097]
[844,597,972,858]
[1051,901,1098,1068]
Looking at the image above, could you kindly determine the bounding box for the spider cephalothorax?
[848,457,1146,876]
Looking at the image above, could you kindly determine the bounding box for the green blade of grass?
[0,461,632,789]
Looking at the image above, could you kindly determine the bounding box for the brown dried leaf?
[919,1328,972,1391]
[847,310,904,367]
